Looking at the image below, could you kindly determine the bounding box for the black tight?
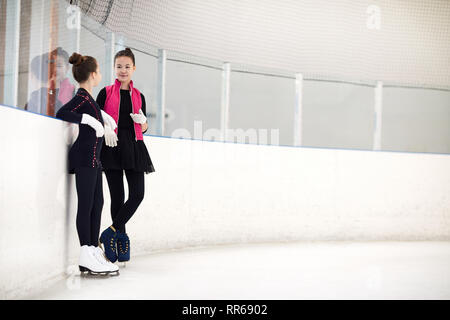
[105,169,145,233]
[74,167,103,246]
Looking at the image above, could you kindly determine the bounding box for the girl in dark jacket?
[97,48,155,264]
[56,52,119,276]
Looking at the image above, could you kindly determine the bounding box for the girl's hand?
[101,110,117,130]
[104,125,118,147]
[130,109,147,124]
[141,122,148,132]
[81,114,104,137]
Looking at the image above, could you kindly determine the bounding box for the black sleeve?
[55,95,84,124]
[96,88,107,110]
[141,93,148,133]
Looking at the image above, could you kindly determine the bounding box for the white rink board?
[1,105,450,298]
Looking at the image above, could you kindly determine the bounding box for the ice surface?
[28,241,450,300]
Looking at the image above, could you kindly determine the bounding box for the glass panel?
[23,0,80,117]
[128,49,158,135]
[0,0,5,104]
[302,81,374,150]
[165,59,222,140]
[382,87,450,153]
[78,25,107,99]
[1,0,448,156]
[228,71,295,146]
[1,0,20,107]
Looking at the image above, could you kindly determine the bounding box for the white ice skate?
[78,245,112,276]
[91,246,120,276]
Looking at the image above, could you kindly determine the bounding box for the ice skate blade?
[79,270,109,277]
[79,266,118,277]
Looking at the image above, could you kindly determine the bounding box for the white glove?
[101,110,118,147]
[130,109,147,124]
[81,114,104,137]
[101,110,117,130]
[104,125,118,147]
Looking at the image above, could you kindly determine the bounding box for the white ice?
[27,241,450,300]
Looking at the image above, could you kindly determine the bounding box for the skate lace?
[118,238,129,254]
[93,248,112,266]
[109,236,116,252]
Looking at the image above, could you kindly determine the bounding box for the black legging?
[74,167,104,246]
[105,169,145,233]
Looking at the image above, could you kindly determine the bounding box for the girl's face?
[91,64,102,87]
[115,56,135,83]
[55,56,69,82]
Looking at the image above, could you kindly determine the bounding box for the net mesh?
[61,0,450,89]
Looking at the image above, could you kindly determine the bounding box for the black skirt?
[101,128,155,174]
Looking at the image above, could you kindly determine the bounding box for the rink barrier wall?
[1,105,449,299]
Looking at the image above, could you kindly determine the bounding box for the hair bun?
[125,47,132,52]
[69,52,83,66]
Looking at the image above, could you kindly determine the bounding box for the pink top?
[104,79,143,141]
[58,78,76,104]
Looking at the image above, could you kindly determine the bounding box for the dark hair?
[114,47,135,66]
[52,47,69,63]
[69,52,98,83]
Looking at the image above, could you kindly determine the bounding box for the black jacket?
[56,88,104,174]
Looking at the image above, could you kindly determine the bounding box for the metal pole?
[115,34,125,51]
[46,0,59,116]
[157,49,166,136]
[294,73,303,147]
[105,31,115,84]
[75,5,81,53]
[373,81,383,151]
[221,62,231,141]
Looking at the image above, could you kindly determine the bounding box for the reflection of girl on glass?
[56,52,119,276]
[96,48,155,264]
[25,47,75,116]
